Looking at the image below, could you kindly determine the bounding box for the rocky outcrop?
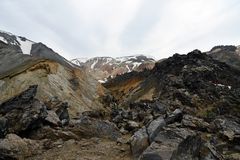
[0,85,47,137]
[0,59,105,117]
[105,50,240,160]
[0,30,106,117]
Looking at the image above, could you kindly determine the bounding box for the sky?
[0,0,239,60]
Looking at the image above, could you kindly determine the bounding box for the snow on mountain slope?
[0,30,35,55]
[71,55,156,83]
[0,30,74,68]
[71,58,89,66]
[16,36,34,55]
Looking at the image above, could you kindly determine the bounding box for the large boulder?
[0,134,43,159]
[130,127,149,160]
[70,115,121,141]
[170,135,219,160]
[147,116,166,142]
[211,116,240,141]
[0,85,47,136]
[140,125,195,160]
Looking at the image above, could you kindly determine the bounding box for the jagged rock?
[182,115,210,131]
[130,127,149,160]
[211,116,240,141]
[171,135,219,160]
[165,109,183,124]
[0,85,47,136]
[70,116,121,140]
[55,102,70,126]
[140,125,195,160]
[126,120,140,131]
[45,110,61,127]
[147,116,166,143]
[0,134,44,160]
[151,101,167,117]
[171,135,203,160]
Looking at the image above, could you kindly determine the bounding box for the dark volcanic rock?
[0,85,47,137]
[0,117,8,138]
[55,102,70,126]
[211,116,240,141]
[70,115,121,141]
[31,43,73,68]
[171,135,203,160]
[170,135,221,160]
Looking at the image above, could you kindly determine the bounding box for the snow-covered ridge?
[71,55,156,83]
[0,30,35,55]
[71,55,155,69]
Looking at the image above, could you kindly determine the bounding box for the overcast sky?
[0,0,239,60]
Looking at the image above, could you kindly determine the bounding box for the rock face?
[0,85,47,137]
[208,45,240,70]
[71,55,156,83]
[0,50,105,117]
[106,50,240,118]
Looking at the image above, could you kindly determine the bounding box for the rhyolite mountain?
[71,55,156,83]
[0,30,240,160]
[0,30,105,117]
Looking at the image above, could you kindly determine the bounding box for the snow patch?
[71,58,89,66]
[91,59,98,69]
[132,62,141,69]
[17,37,33,55]
[0,36,8,44]
[98,78,108,83]
[126,65,131,72]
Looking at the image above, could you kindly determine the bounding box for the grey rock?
[45,110,61,127]
[130,127,149,160]
[141,126,194,160]
[56,102,70,126]
[0,134,43,159]
[147,117,166,142]
[165,109,183,124]
[170,135,218,160]
[182,115,210,131]
[70,116,121,140]
[211,116,240,141]
[31,43,73,69]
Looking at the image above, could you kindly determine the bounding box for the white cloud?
[0,0,239,60]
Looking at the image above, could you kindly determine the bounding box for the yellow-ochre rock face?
[0,60,106,117]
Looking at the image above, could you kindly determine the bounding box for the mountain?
[0,30,73,69]
[104,50,240,159]
[71,55,156,83]
[207,45,240,70]
[0,30,105,117]
[1,29,240,160]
